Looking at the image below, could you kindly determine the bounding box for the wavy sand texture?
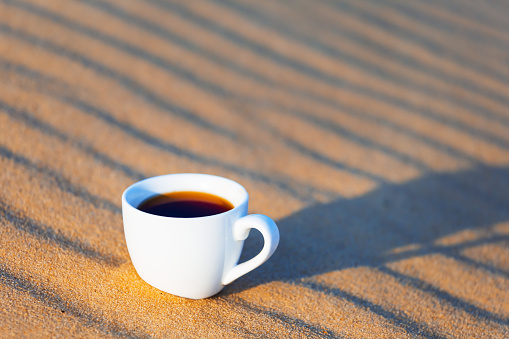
[0,0,508,337]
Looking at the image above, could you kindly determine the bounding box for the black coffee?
[137,191,234,218]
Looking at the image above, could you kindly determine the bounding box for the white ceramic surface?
[122,173,280,299]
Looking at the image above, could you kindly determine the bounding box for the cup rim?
[122,173,249,220]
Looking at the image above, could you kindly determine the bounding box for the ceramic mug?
[121,173,280,299]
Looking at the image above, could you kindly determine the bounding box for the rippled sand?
[0,0,508,337]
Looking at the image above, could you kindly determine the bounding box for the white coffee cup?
[121,173,280,299]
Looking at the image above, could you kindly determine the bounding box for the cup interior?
[123,173,248,214]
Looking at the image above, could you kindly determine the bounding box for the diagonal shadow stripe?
[300,280,445,338]
[250,117,390,183]
[309,103,481,165]
[247,90,482,167]
[4,0,506,164]
[0,22,237,141]
[382,0,509,49]
[1,6,498,198]
[0,264,135,337]
[273,110,431,172]
[214,0,509,128]
[0,58,338,200]
[0,87,334,202]
[141,0,350,90]
[0,93,146,182]
[280,137,388,183]
[2,0,432,180]
[447,252,509,281]
[84,0,509,140]
[1,0,234,100]
[382,234,509,270]
[139,0,509,150]
[424,0,509,32]
[328,0,509,82]
[332,0,509,124]
[251,94,498,170]
[379,266,509,326]
[0,200,122,266]
[77,0,280,90]
[51,97,334,201]
[225,296,342,338]
[379,213,509,281]
[0,144,121,214]
[83,0,509,131]
[1,57,474,186]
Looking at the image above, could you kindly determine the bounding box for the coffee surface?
[137,191,234,218]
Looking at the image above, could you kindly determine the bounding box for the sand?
[0,0,508,337]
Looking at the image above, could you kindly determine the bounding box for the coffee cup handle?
[222,214,280,285]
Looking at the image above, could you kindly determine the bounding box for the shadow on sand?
[231,165,509,290]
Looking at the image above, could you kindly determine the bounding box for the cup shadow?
[227,165,509,292]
